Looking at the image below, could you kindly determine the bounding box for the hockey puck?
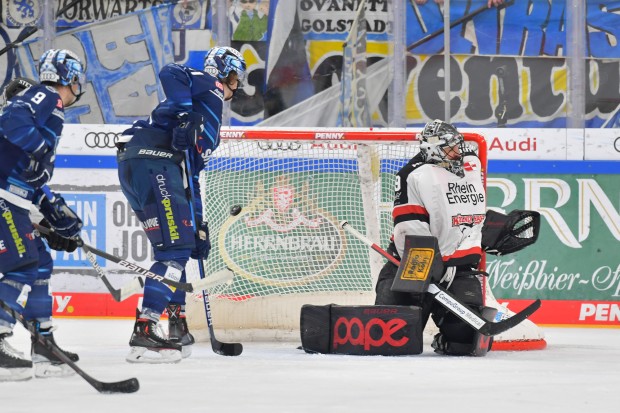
[230,205,242,216]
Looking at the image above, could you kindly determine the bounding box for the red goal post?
[185,127,544,350]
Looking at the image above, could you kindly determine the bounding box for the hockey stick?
[33,215,140,301]
[0,300,139,393]
[34,222,142,301]
[38,223,232,302]
[0,0,85,57]
[184,151,243,356]
[80,244,232,300]
[340,220,541,336]
[33,221,193,292]
[81,243,144,302]
[407,0,514,51]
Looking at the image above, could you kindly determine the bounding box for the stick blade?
[193,268,234,291]
[481,299,542,336]
[213,341,243,356]
[96,377,140,394]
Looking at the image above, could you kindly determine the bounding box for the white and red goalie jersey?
[392,150,486,268]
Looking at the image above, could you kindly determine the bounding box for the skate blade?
[181,345,192,359]
[34,361,75,378]
[0,367,33,382]
[125,346,182,364]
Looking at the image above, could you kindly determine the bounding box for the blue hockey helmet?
[204,46,247,85]
[39,49,85,88]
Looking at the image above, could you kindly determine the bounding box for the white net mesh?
[186,128,486,341]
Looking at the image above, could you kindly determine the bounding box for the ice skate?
[0,331,32,382]
[31,323,78,378]
[167,304,195,358]
[126,315,182,364]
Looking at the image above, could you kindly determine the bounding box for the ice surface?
[1,319,618,413]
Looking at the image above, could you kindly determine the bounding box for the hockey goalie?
[372,120,546,354]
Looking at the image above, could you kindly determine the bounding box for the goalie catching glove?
[482,209,540,256]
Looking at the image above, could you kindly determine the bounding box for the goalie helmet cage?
[185,127,546,350]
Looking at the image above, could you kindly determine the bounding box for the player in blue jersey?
[0,49,86,381]
[117,46,246,363]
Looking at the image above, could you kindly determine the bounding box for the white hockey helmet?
[418,119,465,177]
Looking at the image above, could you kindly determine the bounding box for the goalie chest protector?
[300,304,423,356]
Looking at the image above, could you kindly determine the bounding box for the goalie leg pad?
[300,304,423,356]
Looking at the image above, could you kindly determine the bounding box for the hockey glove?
[38,193,83,238]
[482,210,541,256]
[21,146,55,188]
[172,111,204,151]
[190,221,211,260]
[38,219,79,252]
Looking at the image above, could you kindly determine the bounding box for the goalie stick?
[340,220,541,336]
[0,300,139,393]
[184,151,243,356]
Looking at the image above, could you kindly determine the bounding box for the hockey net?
[186,127,546,350]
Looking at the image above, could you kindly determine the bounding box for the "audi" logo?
[332,316,409,350]
[257,141,302,151]
[84,132,121,148]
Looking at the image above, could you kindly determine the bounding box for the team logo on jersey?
[4,0,42,27]
[215,81,223,90]
[463,161,477,171]
[451,214,486,227]
[219,176,345,286]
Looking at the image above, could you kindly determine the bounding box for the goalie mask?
[419,119,465,177]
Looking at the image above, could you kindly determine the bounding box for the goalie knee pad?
[375,262,416,306]
[431,307,497,356]
[431,275,496,356]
